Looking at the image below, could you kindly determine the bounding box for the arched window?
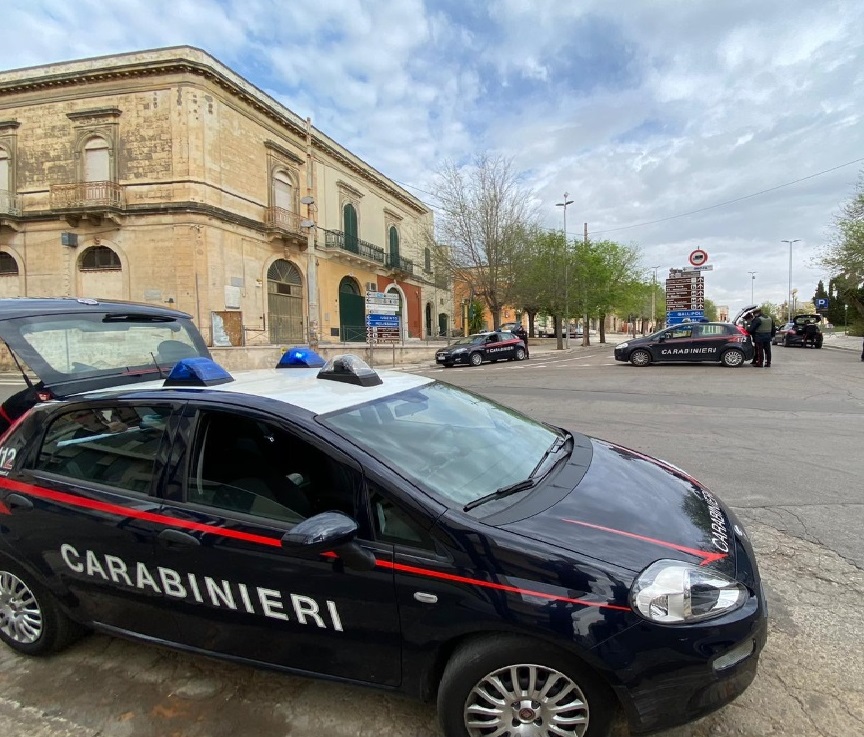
[79,246,121,271]
[389,226,400,264]
[83,137,111,183]
[339,277,360,295]
[267,259,302,295]
[0,252,18,275]
[343,203,358,251]
[273,170,294,212]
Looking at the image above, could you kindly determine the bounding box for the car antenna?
[149,352,166,379]
[3,340,33,388]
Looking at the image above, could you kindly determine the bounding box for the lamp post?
[845,303,848,335]
[781,239,800,322]
[649,265,662,331]
[747,271,757,304]
[556,193,574,348]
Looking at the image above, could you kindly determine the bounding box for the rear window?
[3,312,208,384]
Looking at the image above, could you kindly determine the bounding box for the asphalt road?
[0,346,862,737]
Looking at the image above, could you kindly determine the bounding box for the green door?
[343,204,358,253]
[339,277,365,342]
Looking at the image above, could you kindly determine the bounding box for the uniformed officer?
[748,309,776,367]
[512,324,530,359]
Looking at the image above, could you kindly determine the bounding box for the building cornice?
[0,50,429,216]
[264,140,304,165]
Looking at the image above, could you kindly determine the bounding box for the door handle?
[5,494,33,512]
[157,528,201,547]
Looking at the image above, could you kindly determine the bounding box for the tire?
[437,635,616,737]
[721,348,745,367]
[469,352,483,367]
[515,347,526,361]
[0,559,84,656]
[629,349,651,367]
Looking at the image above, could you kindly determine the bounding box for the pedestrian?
[512,323,530,359]
[748,308,775,367]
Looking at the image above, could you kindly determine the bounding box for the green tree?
[703,299,718,322]
[819,172,864,334]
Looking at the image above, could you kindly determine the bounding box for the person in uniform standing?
[511,323,530,359]
[748,308,776,367]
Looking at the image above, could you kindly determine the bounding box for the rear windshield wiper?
[463,478,536,512]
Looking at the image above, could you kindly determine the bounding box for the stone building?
[0,46,452,348]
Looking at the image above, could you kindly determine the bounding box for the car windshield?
[451,335,486,346]
[321,382,560,508]
[2,312,209,386]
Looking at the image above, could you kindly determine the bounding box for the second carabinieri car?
[435,331,527,367]
[614,321,754,367]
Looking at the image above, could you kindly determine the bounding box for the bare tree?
[432,153,535,329]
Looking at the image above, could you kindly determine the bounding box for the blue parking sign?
[815,298,829,310]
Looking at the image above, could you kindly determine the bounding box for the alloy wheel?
[0,571,43,644]
[464,663,589,737]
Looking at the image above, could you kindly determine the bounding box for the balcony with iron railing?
[50,181,125,210]
[324,230,386,265]
[0,190,20,217]
[386,253,415,276]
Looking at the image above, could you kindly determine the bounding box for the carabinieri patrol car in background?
[614,321,755,367]
[435,330,527,367]
[0,299,766,737]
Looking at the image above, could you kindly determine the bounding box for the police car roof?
[0,297,193,321]
[92,366,435,415]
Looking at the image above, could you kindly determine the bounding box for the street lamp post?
[649,265,661,331]
[747,271,757,304]
[556,193,574,348]
[781,239,800,322]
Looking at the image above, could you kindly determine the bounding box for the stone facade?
[0,46,453,347]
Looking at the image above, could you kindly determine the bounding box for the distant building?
[0,46,452,346]
[718,305,729,322]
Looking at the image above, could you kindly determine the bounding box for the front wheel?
[438,635,615,737]
[469,352,483,367]
[515,347,526,361]
[0,560,84,656]
[721,348,745,367]
[629,349,651,367]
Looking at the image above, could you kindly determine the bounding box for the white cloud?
[2,0,864,310]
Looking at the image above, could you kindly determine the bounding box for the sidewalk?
[821,332,863,353]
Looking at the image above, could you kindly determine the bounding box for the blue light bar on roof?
[317,354,382,387]
[276,346,326,369]
[164,357,234,387]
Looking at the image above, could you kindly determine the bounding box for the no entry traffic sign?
[689,249,708,266]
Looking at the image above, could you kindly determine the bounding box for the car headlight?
[452,348,467,354]
[630,560,747,624]
[617,342,629,349]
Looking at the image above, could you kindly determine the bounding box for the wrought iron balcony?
[324,230,385,265]
[386,253,415,276]
[50,181,125,210]
[0,190,20,216]
[264,206,303,236]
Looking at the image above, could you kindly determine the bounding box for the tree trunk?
[599,312,606,343]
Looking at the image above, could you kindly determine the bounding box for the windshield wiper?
[529,431,571,477]
[463,478,536,512]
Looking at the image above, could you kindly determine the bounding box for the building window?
[79,246,121,271]
[0,252,18,275]
[389,226,400,262]
[424,247,431,272]
[273,169,295,212]
[343,203,358,250]
[83,137,111,183]
[0,147,11,214]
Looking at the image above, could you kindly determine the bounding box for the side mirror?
[281,511,358,553]
[280,511,376,571]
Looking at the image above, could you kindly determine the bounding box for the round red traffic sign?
[689,249,708,266]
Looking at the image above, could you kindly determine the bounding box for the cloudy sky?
[3,0,863,313]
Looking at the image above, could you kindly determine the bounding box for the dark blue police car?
[0,299,766,737]
[435,331,527,367]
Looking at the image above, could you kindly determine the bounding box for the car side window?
[696,325,726,337]
[369,485,435,551]
[34,405,171,495]
[668,326,693,339]
[186,410,361,524]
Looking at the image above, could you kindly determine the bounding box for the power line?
[394,155,864,239]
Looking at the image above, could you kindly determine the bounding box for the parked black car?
[435,331,526,367]
[614,322,754,367]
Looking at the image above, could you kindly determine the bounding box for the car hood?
[493,437,738,578]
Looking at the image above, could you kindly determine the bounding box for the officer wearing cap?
[748,308,776,367]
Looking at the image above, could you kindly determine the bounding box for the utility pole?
[748,271,757,304]
[304,117,320,349]
[650,266,662,332]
